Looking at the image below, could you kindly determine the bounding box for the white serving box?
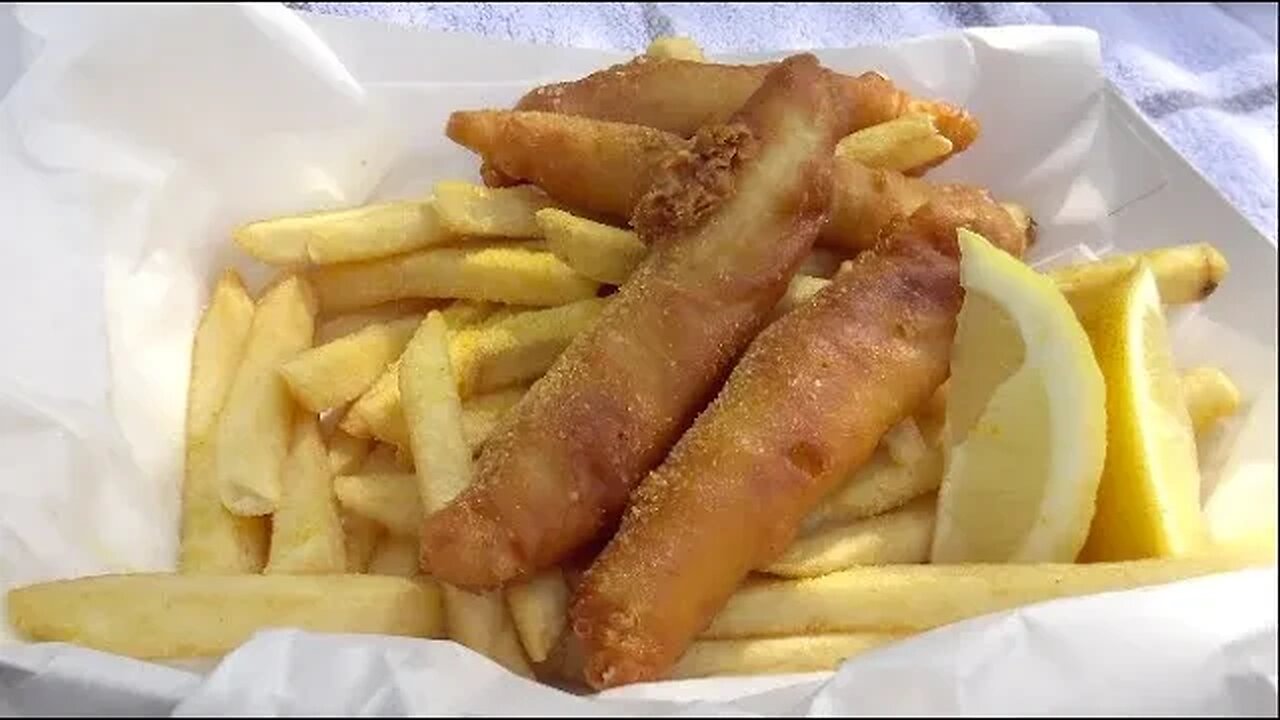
[0,4,1274,714]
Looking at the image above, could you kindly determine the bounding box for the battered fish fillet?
[571,186,1026,689]
[419,54,846,591]
[515,56,978,156]
[445,111,1028,256]
[446,111,686,223]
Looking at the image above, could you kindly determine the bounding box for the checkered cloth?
[291,2,1279,240]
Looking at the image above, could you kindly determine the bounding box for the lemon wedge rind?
[1077,261,1207,560]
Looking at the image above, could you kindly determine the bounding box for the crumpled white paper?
[0,3,1275,715]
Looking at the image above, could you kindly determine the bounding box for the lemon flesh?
[1077,264,1206,561]
[931,229,1107,563]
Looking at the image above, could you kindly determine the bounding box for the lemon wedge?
[1203,382,1276,561]
[1077,263,1207,561]
[1205,465,1277,562]
[931,229,1106,563]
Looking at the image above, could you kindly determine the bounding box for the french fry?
[775,274,825,311]
[645,36,705,62]
[186,272,256,442]
[439,299,500,329]
[340,363,401,439]
[1204,462,1278,561]
[434,181,554,238]
[334,473,421,537]
[805,360,1216,543]
[450,298,608,397]
[836,113,953,172]
[768,274,831,319]
[337,406,372,439]
[1051,243,1229,307]
[460,385,526,452]
[801,362,1235,538]
[400,310,532,677]
[704,552,1267,639]
[280,316,421,412]
[338,301,504,438]
[362,443,412,473]
[394,445,416,472]
[536,208,646,285]
[346,300,607,446]
[521,214,849,321]
[342,374,403,447]
[327,428,371,476]
[515,215,840,320]
[779,245,1226,323]
[265,418,347,574]
[316,299,437,345]
[343,511,383,573]
[1180,367,1242,434]
[368,536,421,577]
[837,112,936,155]
[670,633,902,679]
[352,383,528,454]
[761,494,937,578]
[797,248,845,278]
[402,312,475,507]
[880,417,928,467]
[318,401,346,434]
[234,199,455,266]
[506,569,570,663]
[539,630,587,686]
[441,585,534,678]
[803,439,945,531]
[6,574,445,659]
[310,243,600,313]
[880,135,954,173]
[179,270,269,574]
[216,274,317,517]
[476,304,525,328]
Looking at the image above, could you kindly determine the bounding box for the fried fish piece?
[446,112,1025,256]
[515,56,978,154]
[571,186,1026,689]
[447,111,685,223]
[419,54,846,591]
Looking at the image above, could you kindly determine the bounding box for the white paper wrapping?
[0,3,1275,715]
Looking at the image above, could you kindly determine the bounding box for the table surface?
[291,2,1279,241]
